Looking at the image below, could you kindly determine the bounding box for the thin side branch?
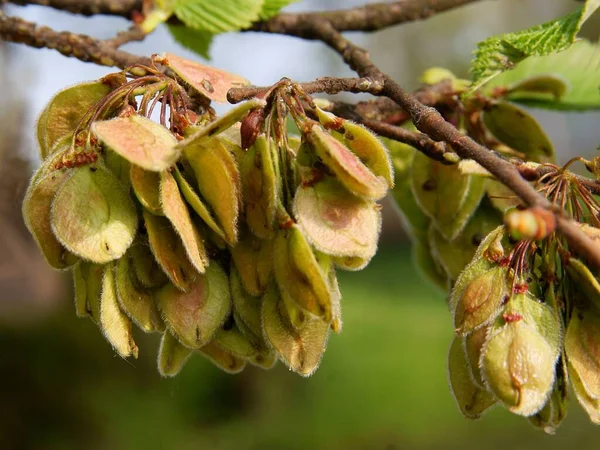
[7,0,483,34]
[361,119,452,163]
[517,163,600,197]
[104,25,146,48]
[253,0,483,35]
[0,11,149,68]
[228,77,383,103]
[5,0,141,17]
[271,15,600,270]
[2,0,490,78]
[3,0,598,267]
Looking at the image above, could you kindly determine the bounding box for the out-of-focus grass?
[1,245,599,449]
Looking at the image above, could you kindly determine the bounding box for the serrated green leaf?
[174,0,264,34]
[483,40,600,110]
[167,24,213,60]
[471,1,600,85]
[259,0,296,19]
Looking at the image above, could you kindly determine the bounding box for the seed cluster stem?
[2,0,600,269]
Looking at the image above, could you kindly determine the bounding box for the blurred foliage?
[1,248,600,450]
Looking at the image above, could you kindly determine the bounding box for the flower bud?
[504,206,556,241]
[240,109,265,150]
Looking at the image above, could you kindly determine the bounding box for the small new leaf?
[471,0,600,85]
[174,0,263,34]
[259,0,297,19]
[484,40,600,111]
[167,25,213,60]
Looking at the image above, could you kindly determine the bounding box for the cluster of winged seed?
[22,61,393,377]
[388,67,600,431]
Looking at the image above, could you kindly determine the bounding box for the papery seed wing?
[99,264,139,359]
[157,263,231,349]
[158,331,192,377]
[51,165,137,263]
[93,116,180,171]
[23,167,79,269]
[160,170,208,274]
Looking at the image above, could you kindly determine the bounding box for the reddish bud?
[240,109,265,149]
[505,206,556,241]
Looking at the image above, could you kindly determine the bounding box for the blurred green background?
[1,0,599,449]
[2,248,600,450]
